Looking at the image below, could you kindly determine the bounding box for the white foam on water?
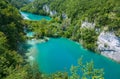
[29,55,34,60]
[20,12,30,20]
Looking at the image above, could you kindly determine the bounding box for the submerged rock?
[97,32,120,62]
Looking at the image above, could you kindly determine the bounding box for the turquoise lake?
[20,12,120,79]
[27,37,120,79]
[20,11,51,21]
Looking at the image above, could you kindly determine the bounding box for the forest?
[21,0,120,51]
[1,0,120,79]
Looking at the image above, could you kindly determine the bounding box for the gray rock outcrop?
[97,32,120,62]
[43,4,57,16]
[81,21,95,29]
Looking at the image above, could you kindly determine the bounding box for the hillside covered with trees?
[0,0,104,79]
[21,0,120,53]
[7,0,32,8]
[21,0,120,52]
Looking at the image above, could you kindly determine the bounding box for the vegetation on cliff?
[21,0,120,51]
[0,0,104,79]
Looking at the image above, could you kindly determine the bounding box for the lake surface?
[26,37,120,79]
[21,12,120,79]
[20,11,51,21]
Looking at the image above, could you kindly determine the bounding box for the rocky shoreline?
[78,21,120,63]
[97,32,120,62]
[26,37,50,63]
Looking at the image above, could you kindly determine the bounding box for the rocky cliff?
[97,32,120,62]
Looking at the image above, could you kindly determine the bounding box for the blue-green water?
[20,11,51,21]
[26,32,35,37]
[21,12,120,79]
[27,38,120,79]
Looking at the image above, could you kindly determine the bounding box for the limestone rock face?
[43,4,69,19]
[81,21,95,29]
[43,4,57,16]
[43,5,50,13]
[97,32,120,62]
[50,10,57,16]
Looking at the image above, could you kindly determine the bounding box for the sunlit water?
[20,12,120,79]
[25,37,120,79]
[20,11,51,21]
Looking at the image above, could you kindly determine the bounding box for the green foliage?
[0,0,25,50]
[70,58,104,79]
[0,31,25,79]
[24,58,104,79]
[1,0,114,79]
[21,0,50,15]
[22,0,120,35]
[25,17,98,51]
[80,28,98,51]
[21,0,120,51]
[0,0,27,79]
[0,32,8,50]
[7,0,31,9]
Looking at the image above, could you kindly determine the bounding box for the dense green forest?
[0,0,104,79]
[0,0,26,78]
[1,0,120,78]
[7,0,31,8]
[0,0,25,50]
[21,0,120,52]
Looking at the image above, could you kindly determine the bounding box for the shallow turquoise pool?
[20,11,51,21]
